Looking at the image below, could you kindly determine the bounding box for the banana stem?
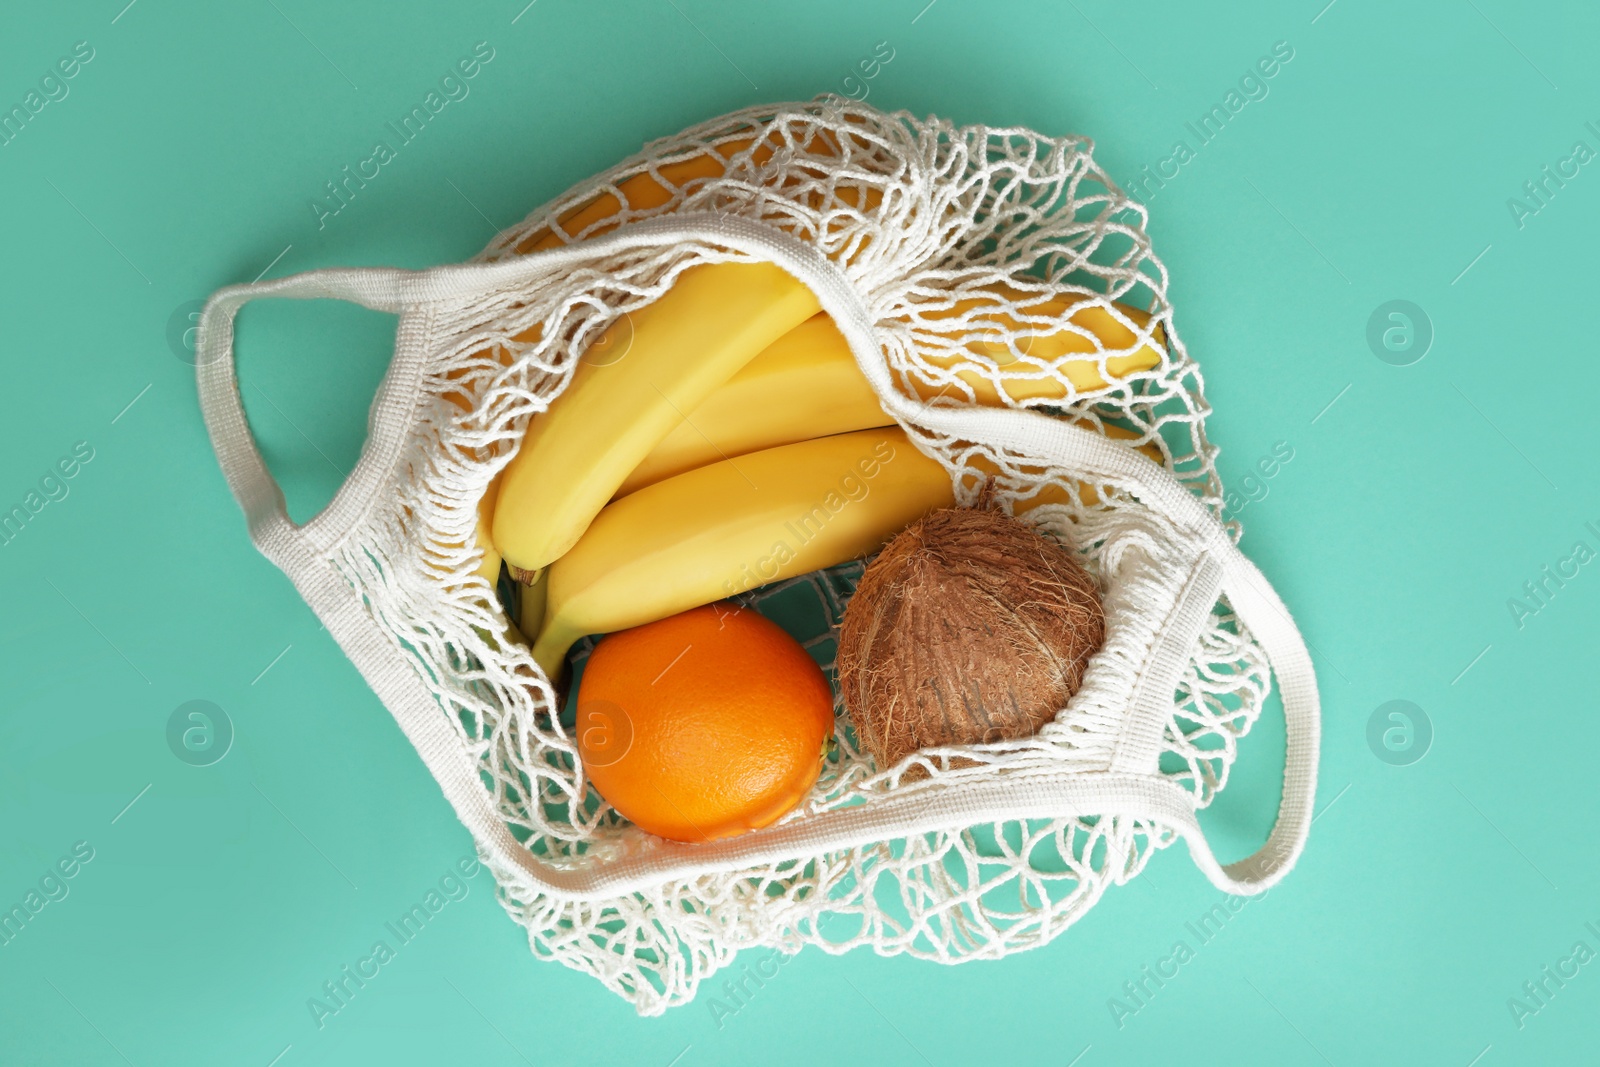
[532,623,581,682]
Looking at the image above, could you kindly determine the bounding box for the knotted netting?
[206,100,1301,1015]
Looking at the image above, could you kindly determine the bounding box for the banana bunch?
[480,270,1166,678]
[914,285,1166,403]
[491,260,823,573]
[454,149,1167,678]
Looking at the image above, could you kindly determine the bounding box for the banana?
[473,473,503,584]
[615,314,893,497]
[439,343,505,587]
[492,260,822,573]
[512,127,844,254]
[912,289,1166,404]
[423,472,501,586]
[530,427,954,677]
[515,145,741,254]
[614,294,1165,498]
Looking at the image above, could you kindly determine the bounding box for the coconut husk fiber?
[837,505,1105,773]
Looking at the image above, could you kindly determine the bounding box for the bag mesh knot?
[308,100,1279,1014]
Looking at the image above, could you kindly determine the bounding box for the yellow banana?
[913,289,1166,404]
[615,314,893,497]
[512,126,844,254]
[492,261,822,573]
[614,295,1166,498]
[472,474,503,584]
[531,427,954,677]
[516,143,745,254]
[424,472,500,585]
[439,345,505,586]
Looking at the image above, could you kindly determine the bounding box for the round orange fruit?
[575,603,835,843]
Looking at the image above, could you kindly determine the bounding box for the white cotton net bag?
[196,99,1320,1016]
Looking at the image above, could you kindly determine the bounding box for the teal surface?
[2,1,1596,1064]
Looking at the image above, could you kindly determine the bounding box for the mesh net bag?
[196,100,1321,1016]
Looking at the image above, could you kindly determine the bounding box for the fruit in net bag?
[575,604,834,843]
[837,505,1105,771]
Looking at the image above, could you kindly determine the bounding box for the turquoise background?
[1,0,1596,1063]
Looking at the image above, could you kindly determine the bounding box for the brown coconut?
[837,505,1105,771]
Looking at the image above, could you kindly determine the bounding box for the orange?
[575,603,835,843]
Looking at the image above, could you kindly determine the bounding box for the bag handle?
[193,227,715,553]
[195,265,575,893]
[193,216,846,552]
[195,267,419,556]
[838,397,1320,894]
[1201,543,1320,891]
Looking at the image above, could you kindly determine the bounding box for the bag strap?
[838,397,1320,894]
[1202,541,1321,891]
[193,215,860,551]
[195,267,417,556]
[195,267,567,892]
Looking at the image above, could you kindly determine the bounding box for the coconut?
[837,505,1105,771]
